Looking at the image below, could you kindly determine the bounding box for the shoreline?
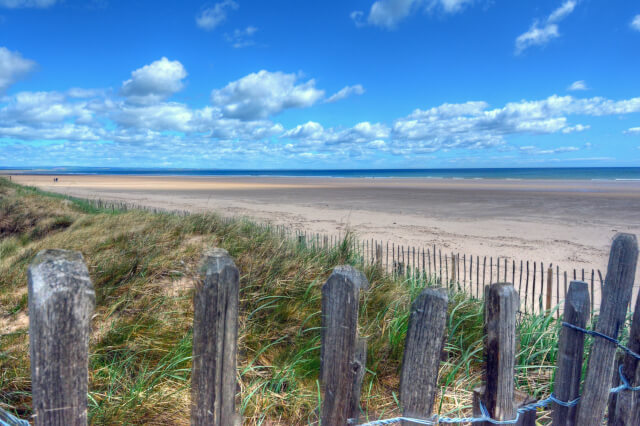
[7,173,640,309]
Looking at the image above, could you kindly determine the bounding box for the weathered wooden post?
[451,254,457,284]
[552,281,590,426]
[400,288,448,425]
[473,283,535,426]
[191,248,240,426]
[321,265,369,425]
[376,243,383,267]
[610,257,640,425]
[546,266,553,312]
[28,250,95,426]
[576,233,638,425]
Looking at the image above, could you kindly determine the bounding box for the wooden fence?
[9,233,639,425]
[293,230,607,317]
[72,197,613,315]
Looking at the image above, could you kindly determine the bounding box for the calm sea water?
[3,167,640,180]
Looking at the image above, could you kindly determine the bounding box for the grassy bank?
[0,177,563,424]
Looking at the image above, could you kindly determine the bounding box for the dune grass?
[0,176,574,424]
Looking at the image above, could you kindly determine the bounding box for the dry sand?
[8,174,640,306]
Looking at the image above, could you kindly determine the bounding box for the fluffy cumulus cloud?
[196,0,238,31]
[0,46,36,92]
[3,52,640,166]
[515,1,577,54]
[352,0,476,29]
[120,57,187,104]
[567,80,587,91]
[387,95,640,153]
[325,84,365,103]
[0,0,55,8]
[211,70,324,120]
[632,15,640,32]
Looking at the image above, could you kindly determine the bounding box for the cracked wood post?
[191,248,240,426]
[553,281,590,426]
[473,283,535,426]
[610,238,640,425]
[576,233,638,426]
[28,249,95,426]
[399,288,448,425]
[320,265,369,426]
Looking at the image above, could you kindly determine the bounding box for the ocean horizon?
[2,166,640,181]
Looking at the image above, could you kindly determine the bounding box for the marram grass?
[0,177,587,424]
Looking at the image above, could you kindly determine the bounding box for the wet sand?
[8,174,640,307]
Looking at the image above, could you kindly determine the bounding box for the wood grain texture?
[191,248,240,426]
[553,281,590,426]
[320,265,368,426]
[610,246,640,426]
[483,283,518,423]
[576,233,638,426]
[399,288,448,425]
[349,337,367,424]
[28,249,95,426]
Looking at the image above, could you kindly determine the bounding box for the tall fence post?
[553,281,590,426]
[320,265,369,425]
[191,248,240,426]
[610,250,640,425]
[473,283,534,426]
[576,233,638,426]
[399,288,448,425]
[28,249,95,426]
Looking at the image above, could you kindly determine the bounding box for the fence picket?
[576,234,638,426]
[320,265,369,425]
[28,250,95,426]
[400,288,448,424]
[553,281,590,425]
[191,248,240,426]
[473,283,534,426]
[610,255,640,425]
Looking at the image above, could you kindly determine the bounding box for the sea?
[2,167,640,180]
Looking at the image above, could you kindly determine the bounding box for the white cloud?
[224,26,258,48]
[390,95,639,153]
[631,15,640,32]
[66,87,105,98]
[196,0,238,31]
[547,0,577,23]
[567,80,587,91]
[3,71,640,165]
[515,1,577,54]
[120,57,187,104]
[325,84,365,103]
[366,0,415,29]
[352,0,477,29]
[624,127,640,135]
[211,70,324,120]
[0,46,36,92]
[519,145,579,155]
[0,0,55,8]
[562,124,589,133]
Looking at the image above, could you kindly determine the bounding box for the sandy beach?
[8,173,640,286]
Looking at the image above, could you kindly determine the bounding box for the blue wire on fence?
[4,322,640,426]
[0,408,29,426]
[353,321,640,426]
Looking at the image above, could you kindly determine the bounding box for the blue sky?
[1,0,639,169]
